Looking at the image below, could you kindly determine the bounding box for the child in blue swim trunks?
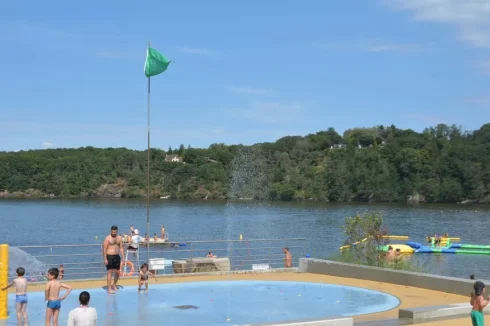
[1,267,28,326]
[45,267,72,326]
[471,281,489,326]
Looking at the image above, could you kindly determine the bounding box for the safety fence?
[8,238,306,281]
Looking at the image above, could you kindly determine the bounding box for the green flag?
[144,47,171,77]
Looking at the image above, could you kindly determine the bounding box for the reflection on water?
[137,292,148,324]
[105,294,119,326]
[1,199,490,279]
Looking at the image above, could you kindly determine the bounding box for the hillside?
[1,123,490,203]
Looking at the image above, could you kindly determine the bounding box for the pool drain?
[173,305,199,310]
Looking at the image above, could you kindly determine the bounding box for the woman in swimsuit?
[138,263,158,291]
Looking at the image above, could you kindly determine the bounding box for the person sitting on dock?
[207,252,216,258]
[386,246,395,260]
[434,233,441,246]
[59,264,64,280]
[161,225,166,240]
[143,233,149,246]
[393,248,402,263]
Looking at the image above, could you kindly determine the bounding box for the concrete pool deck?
[5,272,469,325]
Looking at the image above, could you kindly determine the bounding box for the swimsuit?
[106,254,121,270]
[140,272,149,282]
[471,310,484,326]
[15,294,27,304]
[47,299,61,310]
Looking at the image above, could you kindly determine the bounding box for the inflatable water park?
[340,235,490,255]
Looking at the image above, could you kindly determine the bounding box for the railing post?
[0,244,8,320]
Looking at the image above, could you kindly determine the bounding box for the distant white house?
[165,154,183,163]
[330,144,346,149]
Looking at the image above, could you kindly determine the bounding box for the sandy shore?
[5,271,470,324]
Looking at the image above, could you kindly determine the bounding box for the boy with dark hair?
[45,267,72,326]
[471,281,489,326]
[1,267,28,326]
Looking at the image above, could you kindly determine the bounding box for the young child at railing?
[138,263,158,292]
[58,264,64,280]
[1,266,28,326]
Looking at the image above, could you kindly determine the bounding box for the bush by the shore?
[331,212,424,272]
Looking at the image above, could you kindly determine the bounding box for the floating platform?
[379,244,415,254]
[122,237,186,247]
[172,257,231,274]
[339,236,409,250]
[342,235,490,255]
[406,241,490,254]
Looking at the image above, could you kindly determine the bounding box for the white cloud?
[0,118,309,151]
[319,40,423,53]
[0,21,84,52]
[480,60,490,74]
[404,113,445,125]
[366,43,421,53]
[176,46,215,56]
[96,51,127,59]
[386,0,490,48]
[225,86,274,95]
[225,101,303,124]
[42,141,55,149]
[468,96,490,106]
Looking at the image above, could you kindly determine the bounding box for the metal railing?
[9,238,306,281]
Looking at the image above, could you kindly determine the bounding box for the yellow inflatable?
[388,244,414,254]
[339,235,409,250]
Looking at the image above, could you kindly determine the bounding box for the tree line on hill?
[1,123,490,203]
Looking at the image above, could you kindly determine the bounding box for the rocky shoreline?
[0,187,487,204]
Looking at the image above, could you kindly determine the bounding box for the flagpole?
[146,42,151,261]
[144,42,169,263]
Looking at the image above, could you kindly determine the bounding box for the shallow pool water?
[6,280,400,325]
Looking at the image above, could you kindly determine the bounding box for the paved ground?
[419,315,484,326]
[6,271,470,324]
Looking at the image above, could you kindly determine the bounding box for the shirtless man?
[283,247,292,268]
[103,225,124,294]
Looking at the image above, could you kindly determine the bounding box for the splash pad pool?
[7,280,400,325]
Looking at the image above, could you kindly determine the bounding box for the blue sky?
[1,0,490,151]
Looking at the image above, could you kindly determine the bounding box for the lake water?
[1,199,489,280]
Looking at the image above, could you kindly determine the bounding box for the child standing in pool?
[470,281,489,326]
[1,267,28,326]
[45,267,72,326]
[138,263,158,291]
